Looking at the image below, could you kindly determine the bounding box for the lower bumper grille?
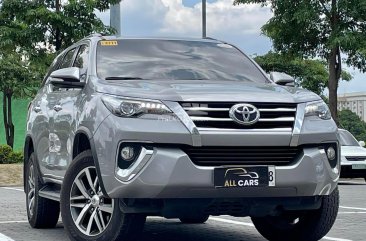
[345,157,366,162]
[182,146,302,166]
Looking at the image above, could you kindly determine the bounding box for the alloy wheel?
[27,164,36,216]
[69,167,114,237]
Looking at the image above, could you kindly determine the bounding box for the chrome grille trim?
[163,101,202,146]
[183,107,230,112]
[259,117,295,122]
[183,107,296,112]
[258,108,296,112]
[290,103,306,146]
[190,117,295,122]
[190,117,232,122]
[197,127,292,132]
[181,102,297,130]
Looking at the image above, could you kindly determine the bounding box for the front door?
[49,44,90,178]
[43,47,78,179]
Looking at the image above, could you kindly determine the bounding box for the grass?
[0,164,23,186]
[0,96,30,151]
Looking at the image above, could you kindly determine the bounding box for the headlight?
[305,101,331,120]
[102,95,172,118]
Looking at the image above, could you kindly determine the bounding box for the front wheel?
[61,151,146,241]
[252,187,339,241]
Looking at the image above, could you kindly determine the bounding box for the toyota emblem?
[229,104,260,125]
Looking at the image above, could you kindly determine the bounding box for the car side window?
[59,48,77,69]
[50,48,77,93]
[41,54,63,86]
[73,45,89,82]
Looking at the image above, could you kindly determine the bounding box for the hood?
[93,79,321,103]
[341,146,366,157]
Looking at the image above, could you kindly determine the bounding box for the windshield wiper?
[105,76,144,80]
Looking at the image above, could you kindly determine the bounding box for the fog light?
[121,146,135,161]
[326,147,336,161]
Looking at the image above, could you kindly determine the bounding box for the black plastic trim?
[24,135,44,191]
[51,80,85,89]
[117,197,322,217]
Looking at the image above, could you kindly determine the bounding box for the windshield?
[96,39,268,82]
[339,130,360,146]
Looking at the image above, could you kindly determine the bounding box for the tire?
[60,150,146,241]
[25,153,60,228]
[179,215,209,224]
[252,187,339,241]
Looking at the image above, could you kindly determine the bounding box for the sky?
[97,0,365,94]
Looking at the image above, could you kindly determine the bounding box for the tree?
[234,0,366,123]
[0,54,37,148]
[339,110,366,141]
[0,1,41,148]
[254,52,352,95]
[0,0,122,52]
[0,0,122,147]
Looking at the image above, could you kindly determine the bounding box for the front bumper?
[92,97,340,199]
[115,147,338,199]
[93,117,339,199]
[341,158,366,178]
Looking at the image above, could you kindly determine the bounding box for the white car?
[339,129,366,181]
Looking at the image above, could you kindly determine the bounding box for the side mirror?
[359,141,365,147]
[270,72,295,87]
[50,67,85,89]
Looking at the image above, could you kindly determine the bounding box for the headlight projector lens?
[120,102,137,116]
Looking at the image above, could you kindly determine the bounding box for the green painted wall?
[0,97,30,151]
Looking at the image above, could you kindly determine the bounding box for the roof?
[87,34,224,44]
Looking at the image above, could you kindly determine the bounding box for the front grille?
[346,156,366,162]
[181,102,297,130]
[182,146,302,166]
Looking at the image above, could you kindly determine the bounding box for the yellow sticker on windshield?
[100,40,118,46]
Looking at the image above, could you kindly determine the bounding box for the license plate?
[352,164,366,170]
[214,166,275,188]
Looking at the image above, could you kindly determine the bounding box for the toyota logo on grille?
[229,104,260,125]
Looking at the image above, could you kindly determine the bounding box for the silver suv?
[24,35,340,241]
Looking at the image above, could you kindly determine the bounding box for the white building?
[338,92,366,121]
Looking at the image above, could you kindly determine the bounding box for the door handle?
[53,105,63,112]
[33,106,41,113]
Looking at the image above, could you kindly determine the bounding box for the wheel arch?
[24,135,40,191]
[73,127,108,197]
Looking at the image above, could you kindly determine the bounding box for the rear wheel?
[179,215,209,224]
[61,151,146,241]
[252,187,339,241]
[25,153,60,228]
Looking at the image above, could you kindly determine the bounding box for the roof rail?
[203,37,228,44]
[87,33,104,38]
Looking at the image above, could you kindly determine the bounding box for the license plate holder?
[214,166,275,188]
[352,164,366,170]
